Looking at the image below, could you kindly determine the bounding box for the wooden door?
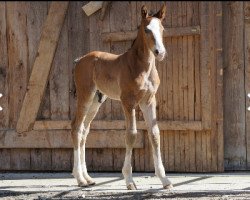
[0,1,224,172]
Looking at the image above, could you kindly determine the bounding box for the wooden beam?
[102,26,201,42]
[100,1,111,21]
[82,1,103,16]
[33,120,203,131]
[16,2,69,133]
[0,129,144,149]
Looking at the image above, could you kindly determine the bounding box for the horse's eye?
[145,28,151,34]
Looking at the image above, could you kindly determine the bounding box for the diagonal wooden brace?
[16,2,69,133]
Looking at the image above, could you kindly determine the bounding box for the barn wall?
[223,1,250,170]
[0,1,225,172]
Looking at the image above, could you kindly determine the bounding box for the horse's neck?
[129,30,155,73]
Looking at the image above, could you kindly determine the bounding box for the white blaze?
[146,18,165,55]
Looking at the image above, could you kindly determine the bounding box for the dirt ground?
[0,172,249,200]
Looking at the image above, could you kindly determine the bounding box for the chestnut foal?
[71,4,173,190]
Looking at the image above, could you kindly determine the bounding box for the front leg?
[121,100,138,190]
[139,95,173,189]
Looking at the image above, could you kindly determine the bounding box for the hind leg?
[80,92,107,185]
[71,91,96,187]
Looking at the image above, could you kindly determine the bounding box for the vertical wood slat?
[215,1,224,172]
[165,1,175,172]
[88,0,113,171]
[10,149,31,170]
[50,10,69,120]
[30,149,52,170]
[0,149,10,170]
[68,1,90,120]
[244,1,250,170]
[0,2,9,129]
[208,2,218,172]
[223,1,246,170]
[200,2,212,130]
[6,2,29,129]
[27,2,52,168]
[16,2,69,133]
[182,2,190,172]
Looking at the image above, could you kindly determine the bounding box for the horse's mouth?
[155,52,167,61]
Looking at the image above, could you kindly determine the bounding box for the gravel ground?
[0,172,249,200]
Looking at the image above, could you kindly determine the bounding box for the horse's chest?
[137,74,159,94]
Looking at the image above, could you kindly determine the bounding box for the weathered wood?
[0,2,8,129]
[215,1,224,172]
[30,149,52,170]
[50,7,69,120]
[10,149,31,170]
[16,2,69,133]
[100,1,111,21]
[6,2,29,129]
[223,1,246,170]
[0,149,10,170]
[200,2,212,129]
[102,25,201,42]
[52,149,72,171]
[192,1,201,172]
[244,1,250,170]
[68,1,90,120]
[27,2,50,120]
[33,120,203,131]
[0,129,144,149]
[82,1,103,16]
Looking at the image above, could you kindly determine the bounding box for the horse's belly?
[95,80,121,100]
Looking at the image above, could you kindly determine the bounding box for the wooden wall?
[223,1,250,170]
[0,1,226,172]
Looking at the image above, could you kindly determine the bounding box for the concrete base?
[0,172,250,199]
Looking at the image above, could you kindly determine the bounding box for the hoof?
[163,184,173,190]
[78,180,89,187]
[127,183,137,190]
[87,180,96,186]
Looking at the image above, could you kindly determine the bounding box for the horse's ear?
[141,5,148,19]
[153,4,166,21]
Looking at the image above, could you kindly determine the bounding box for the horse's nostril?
[155,49,159,55]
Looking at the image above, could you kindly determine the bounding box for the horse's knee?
[125,130,137,147]
[148,125,160,147]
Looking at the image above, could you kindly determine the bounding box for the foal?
[71,4,173,190]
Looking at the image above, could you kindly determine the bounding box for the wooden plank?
[6,2,29,129]
[52,149,72,171]
[165,1,174,172]
[30,149,52,170]
[215,1,224,172]
[102,26,201,42]
[192,2,201,172]
[245,1,250,170]
[0,149,11,170]
[200,2,212,129]
[171,1,181,172]
[82,1,103,16]
[223,1,246,170]
[16,2,69,133]
[33,120,203,131]
[68,1,90,120]
[187,2,197,172]
[50,6,69,120]
[182,1,190,172]
[0,2,9,129]
[27,2,50,120]
[10,149,31,170]
[0,130,144,149]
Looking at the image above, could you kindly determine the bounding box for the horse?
[71,4,173,190]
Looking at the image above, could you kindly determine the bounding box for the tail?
[73,56,83,64]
